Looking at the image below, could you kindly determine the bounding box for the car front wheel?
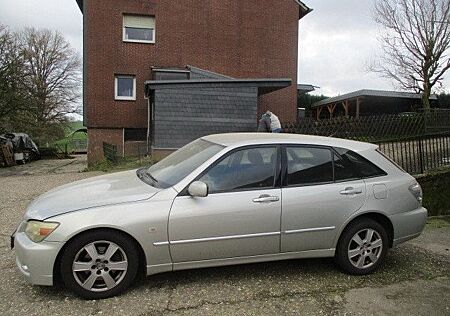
[335,218,388,275]
[60,230,139,299]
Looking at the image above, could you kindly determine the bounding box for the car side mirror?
[188,181,208,197]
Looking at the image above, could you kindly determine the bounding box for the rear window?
[376,149,406,172]
[335,147,387,178]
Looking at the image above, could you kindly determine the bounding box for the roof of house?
[312,89,438,108]
[294,0,313,18]
[76,0,82,11]
[297,84,316,94]
[187,65,234,80]
[75,0,312,18]
[144,78,292,96]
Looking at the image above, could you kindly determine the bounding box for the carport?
[312,89,438,120]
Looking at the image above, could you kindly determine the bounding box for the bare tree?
[371,0,450,109]
[20,28,81,125]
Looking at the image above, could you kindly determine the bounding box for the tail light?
[409,183,423,204]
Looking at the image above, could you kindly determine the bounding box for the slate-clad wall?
[153,86,257,148]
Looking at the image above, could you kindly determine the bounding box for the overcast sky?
[300,1,449,96]
[0,0,448,99]
[298,0,391,96]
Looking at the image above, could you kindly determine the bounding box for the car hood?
[25,169,160,220]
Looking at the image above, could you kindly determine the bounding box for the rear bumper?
[14,232,64,286]
[390,206,427,246]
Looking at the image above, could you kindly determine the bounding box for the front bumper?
[390,206,427,246]
[13,232,64,286]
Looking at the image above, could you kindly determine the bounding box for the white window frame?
[123,15,155,44]
[114,75,136,101]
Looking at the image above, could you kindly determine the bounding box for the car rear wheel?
[60,230,139,299]
[335,218,388,275]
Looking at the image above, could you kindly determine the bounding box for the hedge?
[416,168,450,216]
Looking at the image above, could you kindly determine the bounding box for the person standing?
[266,111,282,133]
[257,112,271,132]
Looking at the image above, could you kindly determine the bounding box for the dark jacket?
[257,114,271,132]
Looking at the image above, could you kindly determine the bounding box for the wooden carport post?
[356,97,361,118]
[316,106,323,120]
[342,100,349,117]
[327,103,337,119]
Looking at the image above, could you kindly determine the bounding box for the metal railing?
[284,111,450,174]
[376,133,450,174]
[103,142,118,164]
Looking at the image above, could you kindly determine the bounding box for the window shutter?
[123,15,155,29]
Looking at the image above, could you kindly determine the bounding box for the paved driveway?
[0,161,449,315]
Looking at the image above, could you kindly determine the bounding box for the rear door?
[281,146,366,252]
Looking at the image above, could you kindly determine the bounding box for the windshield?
[147,139,224,188]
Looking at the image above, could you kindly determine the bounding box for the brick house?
[75,0,311,163]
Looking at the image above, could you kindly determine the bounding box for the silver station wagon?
[12,133,427,299]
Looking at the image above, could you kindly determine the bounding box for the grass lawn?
[51,121,87,153]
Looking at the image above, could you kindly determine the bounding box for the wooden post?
[342,101,349,117]
[327,103,337,119]
[356,98,361,118]
[316,107,323,120]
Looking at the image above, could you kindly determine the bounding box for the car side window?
[335,147,387,178]
[333,152,360,181]
[199,147,277,194]
[286,147,333,186]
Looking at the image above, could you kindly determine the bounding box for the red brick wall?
[87,128,124,164]
[85,0,300,128]
[124,141,147,157]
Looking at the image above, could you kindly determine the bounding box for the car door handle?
[340,187,363,195]
[252,194,279,203]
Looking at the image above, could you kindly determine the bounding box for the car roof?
[202,133,377,152]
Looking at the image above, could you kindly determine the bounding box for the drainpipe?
[146,96,151,156]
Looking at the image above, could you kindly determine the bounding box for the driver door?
[168,146,281,263]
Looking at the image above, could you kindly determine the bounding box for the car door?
[169,145,282,263]
[281,145,366,253]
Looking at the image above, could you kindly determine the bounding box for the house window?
[115,75,136,100]
[123,15,155,43]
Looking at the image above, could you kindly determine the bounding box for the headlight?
[25,220,59,242]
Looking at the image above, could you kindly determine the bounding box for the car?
[12,133,427,299]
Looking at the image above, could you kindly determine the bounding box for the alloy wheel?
[72,240,128,292]
[347,228,383,269]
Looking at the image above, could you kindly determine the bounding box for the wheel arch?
[334,211,394,250]
[52,227,147,285]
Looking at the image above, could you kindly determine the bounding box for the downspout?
[147,95,151,156]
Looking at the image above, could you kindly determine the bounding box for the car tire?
[60,230,139,299]
[335,218,388,275]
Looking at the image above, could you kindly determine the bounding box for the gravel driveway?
[0,158,449,315]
